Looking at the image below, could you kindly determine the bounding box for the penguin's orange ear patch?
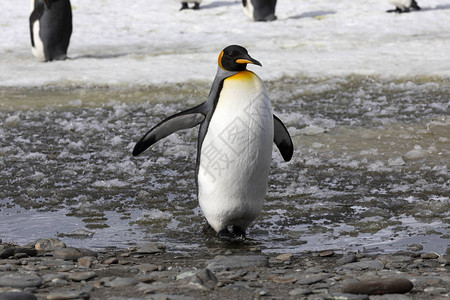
[218,51,224,70]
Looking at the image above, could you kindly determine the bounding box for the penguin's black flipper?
[29,1,46,47]
[133,102,207,156]
[273,114,293,162]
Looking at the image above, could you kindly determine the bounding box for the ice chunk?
[388,156,405,166]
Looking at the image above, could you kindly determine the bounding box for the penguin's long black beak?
[236,55,262,67]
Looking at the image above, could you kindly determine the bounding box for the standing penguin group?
[133,45,293,240]
[29,0,72,62]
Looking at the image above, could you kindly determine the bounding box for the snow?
[1,0,450,88]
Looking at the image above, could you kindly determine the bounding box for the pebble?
[135,244,166,254]
[206,255,269,271]
[68,271,97,282]
[78,256,95,268]
[136,264,159,273]
[276,253,293,261]
[104,277,139,288]
[289,288,313,296]
[337,254,357,265]
[53,248,97,261]
[420,252,440,259]
[342,277,413,295]
[295,274,328,285]
[0,274,42,288]
[46,290,90,300]
[0,265,16,272]
[0,292,37,300]
[319,250,334,257]
[368,295,410,300]
[34,238,67,251]
[338,260,384,271]
[103,258,119,265]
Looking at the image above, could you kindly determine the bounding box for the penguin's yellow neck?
[228,70,256,81]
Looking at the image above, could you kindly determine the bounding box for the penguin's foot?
[231,225,246,239]
[217,228,235,241]
[217,227,246,242]
[387,8,403,13]
[180,2,189,10]
[193,3,200,10]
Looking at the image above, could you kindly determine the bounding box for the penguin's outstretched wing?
[132,103,208,156]
[273,114,293,162]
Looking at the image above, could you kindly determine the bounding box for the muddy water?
[0,76,449,253]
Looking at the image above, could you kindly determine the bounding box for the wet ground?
[0,76,449,254]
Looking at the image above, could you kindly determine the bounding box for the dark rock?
[0,247,37,259]
[0,273,42,288]
[337,254,357,265]
[0,292,37,300]
[0,248,14,259]
[342,277,413,295]
[13,248,37,257]
[188,269,218,290]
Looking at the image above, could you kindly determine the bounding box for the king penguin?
[387,0,421,13]
[242,0,277,22]
[29,0,72,62]
[133,45,293,240]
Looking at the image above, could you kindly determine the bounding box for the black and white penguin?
[387,0,421,13]
[29,0,72,62]
[180,0,202,10]
[133,45,293,240]
[242,0,277,21]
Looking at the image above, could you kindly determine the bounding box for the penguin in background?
[387,0,421,13]
[242,0,277,22]
[180,0,202,10]
[133,45,293,240]
[29,0,72,62]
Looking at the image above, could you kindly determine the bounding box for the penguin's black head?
[218,45,262,72]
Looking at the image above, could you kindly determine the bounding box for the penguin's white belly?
[388,0,412,9]
[31,21,45,61]
[198,71,274,232]
[243,0,255,20]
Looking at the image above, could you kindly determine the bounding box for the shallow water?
[0,76,449,253]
